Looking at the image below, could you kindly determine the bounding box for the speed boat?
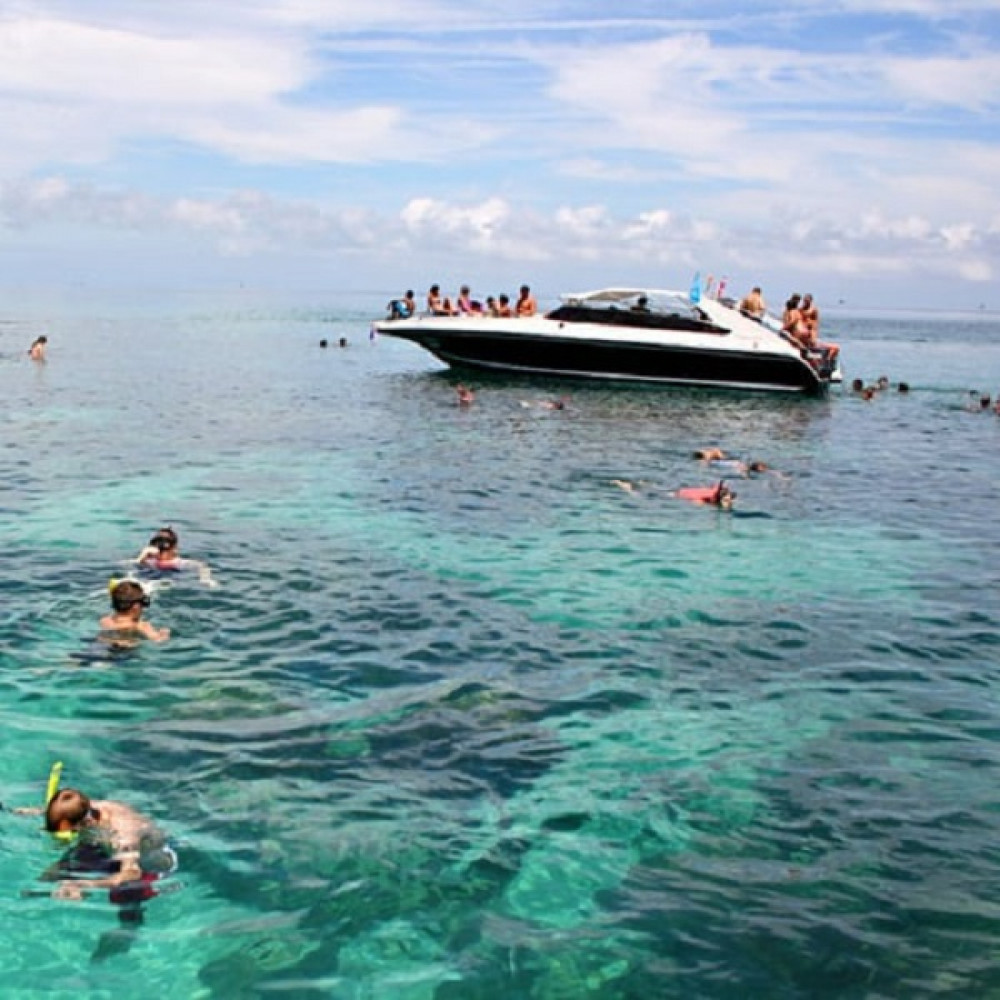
[373,288,842,394]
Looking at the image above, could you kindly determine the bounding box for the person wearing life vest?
[675,480,736,509]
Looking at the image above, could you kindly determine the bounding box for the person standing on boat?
[739,287,766,321]
[515,285,537,317]
[496,293,513,317]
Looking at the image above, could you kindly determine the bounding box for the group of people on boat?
[387,284,538,319]
[737,286,840,367]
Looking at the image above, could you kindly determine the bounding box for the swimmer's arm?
[186,558,217,588]
[134,546,157,563]
[53,863,140,896]
[138,621,170,642]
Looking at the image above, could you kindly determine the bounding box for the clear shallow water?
[2,292,1000,997]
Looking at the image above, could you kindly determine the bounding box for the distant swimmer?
[610,478,644,493]
[693,448,756,475]
[28,335,48,361]
[136,527,215,586]
[456,384,475,406]
[674,480,736,509]
[100,579,169,644]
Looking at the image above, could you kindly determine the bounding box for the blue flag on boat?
[689,271,701,304]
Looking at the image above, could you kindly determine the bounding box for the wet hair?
[45,788,93,833]
[111,579,148,613]
[897,382,909,393]
[319,339,328,348]
[150,527,178,551]
[851,378,864,391]
[748,461,769,473]
[339,337,347,348]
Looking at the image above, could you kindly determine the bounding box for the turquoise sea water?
[2,290,1000,997]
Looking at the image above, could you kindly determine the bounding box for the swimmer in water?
[694,449,774,478]
[27,785,177,959]
[136,527,215,586]
[100,580,169,644]
[456,385,475,406]
[674,480,736,509]
[610,478,645,493]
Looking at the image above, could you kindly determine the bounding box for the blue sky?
[0,0,998,307]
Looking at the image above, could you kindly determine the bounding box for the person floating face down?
[101,580,169,643]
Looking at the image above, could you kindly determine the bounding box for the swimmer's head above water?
[713,481,736,509]
[110,579,150,613]
[45,788,101,836]
[149,527,178,553]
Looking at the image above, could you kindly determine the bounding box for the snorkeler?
[136,526,215,586]
[101,580,169,643]
[12,766,176,901]
[674,480,736,509]
[14,774,177,959]
[693,449,774,478]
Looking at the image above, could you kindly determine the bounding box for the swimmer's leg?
[91,923,140,963]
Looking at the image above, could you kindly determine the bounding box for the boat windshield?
[547,290,725,333]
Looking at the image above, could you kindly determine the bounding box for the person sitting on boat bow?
[739,287,766,321]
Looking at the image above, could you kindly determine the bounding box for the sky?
[0,0,999,308]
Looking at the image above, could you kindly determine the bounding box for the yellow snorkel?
[45,761,76,843]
